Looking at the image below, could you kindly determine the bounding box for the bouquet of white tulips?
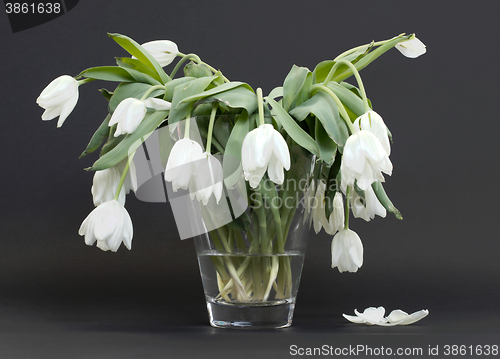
[37,33,425,303]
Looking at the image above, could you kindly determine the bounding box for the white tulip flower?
[78,200,133,252]
[331,228,363,273]
[36,75,79,127]
[395,37,426,58]
[341,130,392,192]
[165,138,204,192]
[312,181,333,235]
[241,124,291,188]
[91,158,137,206]
[109,97,171,137]
[343,307,429,326]
[329,191,345,233]
[190,152,224,205]
[136,40,179,67]
[92,166,124,206]
[350,186,386,222]
[353,110,391,156]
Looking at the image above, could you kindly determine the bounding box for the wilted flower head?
[341,130,392,192]
[331,228,363,273]
[353,110,390,156]
[190,152,224,205]
[78,200,133,252]
[241,124,291,188]
[165,138,204,192]
[36,75,79,127]
[395,37,426,58]
[137,40,179,67]
[350,185,386,222]
[109,97,171,137]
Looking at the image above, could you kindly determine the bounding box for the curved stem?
[310,84,356,134]
[322,60,370,112]
[256,88,265,126]
[205,104,218,153]
[333,35,405,61]
[172,52,230,83]
[140,84,165,101]
[77,78,95,86]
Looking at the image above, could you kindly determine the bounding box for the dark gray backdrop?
[1,1,499,358]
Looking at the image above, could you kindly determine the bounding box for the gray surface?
[1,0,499,357]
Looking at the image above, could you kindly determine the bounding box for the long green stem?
[256,88,265,126]
[344,186,351,229]
[113,152,135,201]
[172,52,230,83]
[184,110,191,139]
[77,78,95,86]
[170,53,202,78]
[310,84,356,134]
[322,60,370,112]
[140,84,165,101]
[205,104,218,152]
[333,35,405,61]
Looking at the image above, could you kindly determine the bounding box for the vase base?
[206,299,295,329]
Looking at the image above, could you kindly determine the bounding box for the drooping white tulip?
[36,75,79,127]
[136,40,179,67]
[329,191,345,233]
[350,185,386,222]
[340,131,392,192]
[164,138,204,192]
[109,97,171,137]
[92,166,125,206]
[331,228,363,273]
[190,152,224,205]
[343,307,429,326]
[395,37,426,58]
[91,158,137,206]
[353,110,391,156]
[312,181,333,234]
[241,124,291,188]
[78,200,133,252]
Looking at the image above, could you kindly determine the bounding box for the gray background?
[1,0,499,358]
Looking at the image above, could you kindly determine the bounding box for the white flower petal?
[138,40,179,67]
[143,97,172,110]
[387,309,429,325]
[331,229,363,273]
[37,75,79,127]
[78,200,133,252]
[395,37,426,58]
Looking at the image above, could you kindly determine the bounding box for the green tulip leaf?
[180,81,254,104]
[90,110,169,171]
[266,98,319,157]
[76,66,135,83]
[168,75,218,124]
[290,91,349,147]
[372,181,403,220]
[80,114,111,159]
[193,86,258,115]
[223,112,249,189]
[282,65,311,111]
[115,57,163,83]
[326,82,366,120]
[108,33,170,84]
[163,77,196,102]
[315,119,337,165]
[99,88,113,101]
